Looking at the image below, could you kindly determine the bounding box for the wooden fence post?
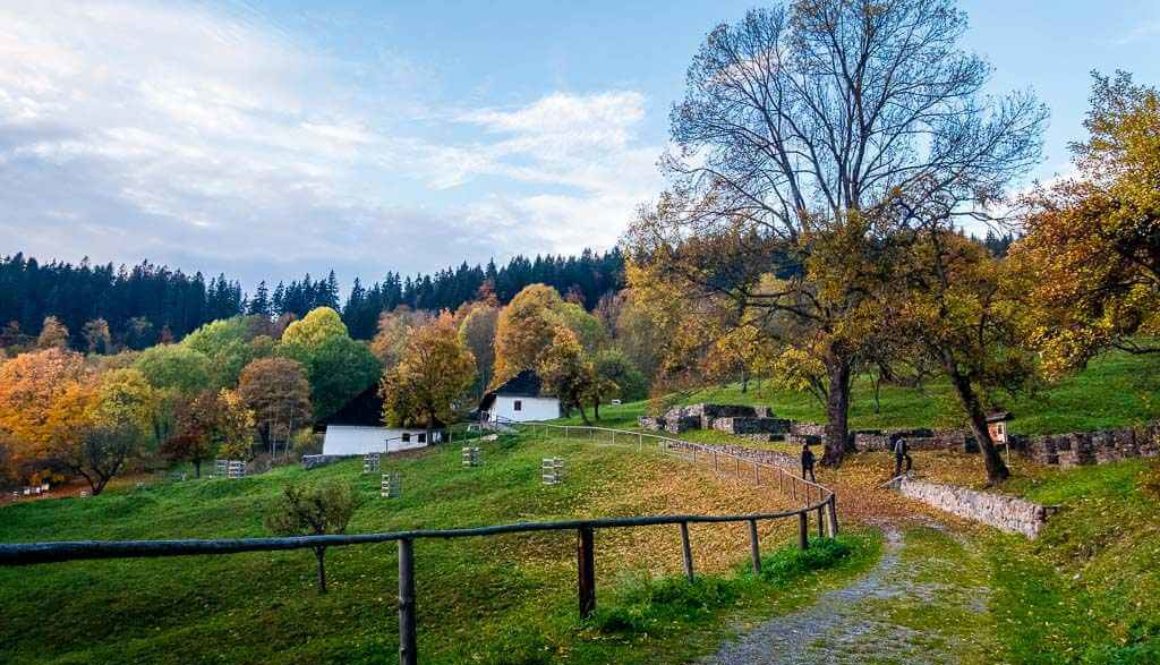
[798,512,809,551]
[754,462,760,485]
[817,505,825,538]
[748,519,761,574]
[578,526,596,619]
[398,538,417,665]
[827,496,840,537]
[679,522,694,582]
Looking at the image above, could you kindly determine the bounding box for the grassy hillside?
[0,434,874,665]
[568,350,1159,435]
[988,459,1160,664]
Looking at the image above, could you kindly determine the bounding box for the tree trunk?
[314,547,328,594]
[740,369,749,394]
[593,399,601,421]
[946,365,1009,485]
[822,352,852,467]
[577,400,591,426]
[193,459,202,478]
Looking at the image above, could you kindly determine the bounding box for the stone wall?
[1016,422,1159,467]
[852,429,976,453]
[711,417,792,436]
[897,477,1052,538]
[301,454,346,470]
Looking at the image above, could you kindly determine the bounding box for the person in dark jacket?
[893,436,913,477]
[800,442,817,482]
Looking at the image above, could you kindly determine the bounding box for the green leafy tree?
[133,344,213,396]
[281,307,382,420]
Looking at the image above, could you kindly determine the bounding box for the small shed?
[986,411,1014,445]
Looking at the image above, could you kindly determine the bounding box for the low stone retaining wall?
[664,441,798,472]
[1015,422,1159,467]
[853,429,976,453]
[897,477,1051,538]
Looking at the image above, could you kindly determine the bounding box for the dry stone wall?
[1015,422,1159,467]
[897,477,1052,538]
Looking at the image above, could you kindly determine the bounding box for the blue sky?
[1,0,1158,289]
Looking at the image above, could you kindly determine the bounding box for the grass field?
[564,349,1160,435]
[0,434,875,665]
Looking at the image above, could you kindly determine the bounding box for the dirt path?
[703,522,997,665]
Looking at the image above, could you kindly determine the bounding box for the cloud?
[0,1,663,288]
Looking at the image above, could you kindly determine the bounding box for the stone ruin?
[638,403,792,441]
[1013,422,1159,467]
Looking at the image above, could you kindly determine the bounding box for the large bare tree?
[629,0,1044,464]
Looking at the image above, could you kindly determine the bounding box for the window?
[418,433,426,443]
[514,400,523,412]
[402,433,411,443]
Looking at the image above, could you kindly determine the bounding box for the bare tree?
[630,0,1044,465]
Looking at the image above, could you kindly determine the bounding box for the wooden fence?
[0,424,837,665]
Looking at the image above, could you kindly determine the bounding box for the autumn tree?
[458,302,499,399]
[37,316,70,350]
[537,327,596,424]
[0,348,89,477]
[264,479,358,593]
[82,319,113,355]
[891,229,1035,484]
[493,284,567,384]
[370,307,432,369]
[163,389,255,475]
[382,313,476,432]
[238,357,312,456]
[629,0,1044,464]
[1017,71,1160,375]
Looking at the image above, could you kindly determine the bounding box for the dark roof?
[986,411,1013,423]
[479,370,545,411]
[319,385,383,427]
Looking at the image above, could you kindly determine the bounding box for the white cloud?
[0,0,662,287]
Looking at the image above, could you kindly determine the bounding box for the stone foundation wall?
[711,417,792,436]
[852,429,975,453]
[897,477,1051,538]
[1016,422,1159,467]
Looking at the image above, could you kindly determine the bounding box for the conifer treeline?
[0,249,625,347]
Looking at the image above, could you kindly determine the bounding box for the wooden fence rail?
[0,423,838,665]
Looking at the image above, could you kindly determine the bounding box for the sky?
[1,0,1158,290]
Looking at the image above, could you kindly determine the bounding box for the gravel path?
[703,524,986,665]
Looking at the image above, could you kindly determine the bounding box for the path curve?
[703,520,993,665]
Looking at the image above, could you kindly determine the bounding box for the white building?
[478,370,561,423]
[321,425,442,456]
[317,386,444,457]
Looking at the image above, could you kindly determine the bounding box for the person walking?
[800,441,817,482]
[893,436,913,478]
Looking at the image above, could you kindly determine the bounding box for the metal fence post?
[748,519,761,574]
[398,538,417,665]
[679,522,695,582]
[578,526,596,619]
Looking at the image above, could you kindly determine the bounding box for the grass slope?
[988,459,1160,664]
[0,434,874,665]
[565,350,1159,435]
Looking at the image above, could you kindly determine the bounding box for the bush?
[758,536,853,583]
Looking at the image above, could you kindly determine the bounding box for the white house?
[318,386,444,457]
[322,425,442,456]
[478,370,561,423]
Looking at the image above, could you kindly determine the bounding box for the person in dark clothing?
[893,436,913,477]
[800,442,817,482]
